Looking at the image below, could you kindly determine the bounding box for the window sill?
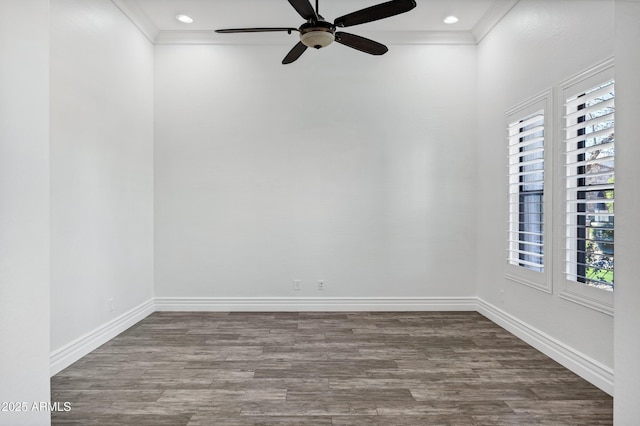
[505,268,552,294]
[559,285,614,316]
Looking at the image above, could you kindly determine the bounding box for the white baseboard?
[49,296,614,396]
[477,298,614,396]
[49,299,154,376]
[154,296,478,312]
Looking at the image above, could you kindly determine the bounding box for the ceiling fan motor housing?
[300,21,335,49]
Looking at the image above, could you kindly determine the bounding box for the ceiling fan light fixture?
[301,30,335,49]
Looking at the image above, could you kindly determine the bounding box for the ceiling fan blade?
[334,32,388,55]
[287,0,318,21]
[215,27,299,34]
[282,42,308,64]
[334,0,416,28]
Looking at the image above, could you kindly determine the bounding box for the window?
[508,111,545,271]
[560,60,614,314]
[564,80,615,290]
[505,91,551,292]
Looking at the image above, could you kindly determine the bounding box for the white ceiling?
[113,0,519,44]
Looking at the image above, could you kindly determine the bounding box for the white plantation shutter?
[507,110,545,272]
[564,79,615,291]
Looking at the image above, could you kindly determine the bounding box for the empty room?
[1,0,639,424]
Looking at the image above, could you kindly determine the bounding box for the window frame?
[505,90,553,293]
[557,59,614,315]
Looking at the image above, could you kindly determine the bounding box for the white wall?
[614,0,640,422]
[0,1,51,425]
[50,0,154,353]
[476,0,615,388]
[154,43,478,301]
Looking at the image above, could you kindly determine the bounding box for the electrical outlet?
[499,289,505,305]
[107,298,114,312]
[317,280,325,291]
[293,280,301,291]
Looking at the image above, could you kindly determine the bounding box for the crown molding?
[367,31,477,45]
[155,30,291,45]
[111,0,159,43]
[472,0,520,43]
[153,30,477,46]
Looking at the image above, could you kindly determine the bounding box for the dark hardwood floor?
[51,312,613,425]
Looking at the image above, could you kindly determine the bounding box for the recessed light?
[176,14,194,24]
[443,15,459,24]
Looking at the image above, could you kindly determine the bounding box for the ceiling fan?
[215,0,417,64]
